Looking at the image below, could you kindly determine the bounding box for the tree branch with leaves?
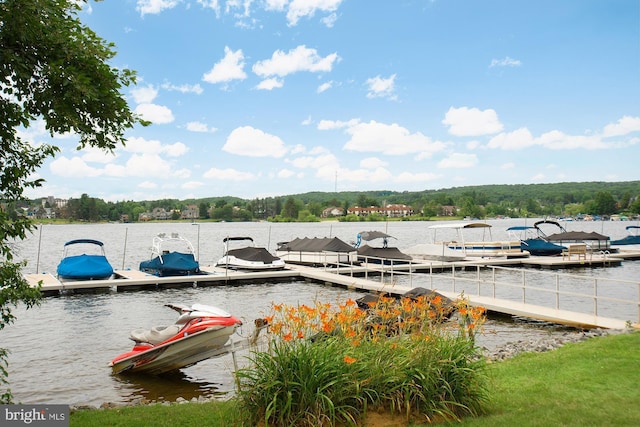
[0,0,145,402]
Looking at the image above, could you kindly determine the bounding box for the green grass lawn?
[69,331,640,427]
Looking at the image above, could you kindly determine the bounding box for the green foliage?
[14,181,640,223]
[236,298,488,426]
[69,399,252,427]
[297,210,320,222]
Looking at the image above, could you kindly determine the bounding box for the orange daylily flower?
[343,356,357,364]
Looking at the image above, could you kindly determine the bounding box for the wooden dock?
[24,256,638,330]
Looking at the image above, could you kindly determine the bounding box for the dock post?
[555,275,560,309]
[36,224,43,274]
[593,278,598,317]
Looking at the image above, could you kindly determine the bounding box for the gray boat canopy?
[277,237,355,253]
[545,231,610,241]
[358,231,396,241]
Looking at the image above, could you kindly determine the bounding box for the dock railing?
[328,257,640,325]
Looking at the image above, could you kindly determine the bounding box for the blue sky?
[24,0,640,202]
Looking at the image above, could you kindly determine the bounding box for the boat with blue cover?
[611,225,640,247]
[507,221,566,256]
[139,233,201,276]
[56,239,114,281]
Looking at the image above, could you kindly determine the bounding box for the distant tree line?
[14,181,640,223]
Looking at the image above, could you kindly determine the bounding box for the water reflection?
[110,370,224,403]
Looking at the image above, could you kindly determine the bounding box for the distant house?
[152,207,172,220]
[347,204,414,218]
[439,205,456,216]
[322,206,344,218]
[138,207,172,221]
[180,205,199,220]
[138,212,152,221]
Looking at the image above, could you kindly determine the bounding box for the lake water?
[3,219,639,406]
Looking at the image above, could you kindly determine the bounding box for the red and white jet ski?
[110,303,242,375]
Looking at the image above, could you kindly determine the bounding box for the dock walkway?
[24,255,638,330]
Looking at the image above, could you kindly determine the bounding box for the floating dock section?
[24,255,638,331]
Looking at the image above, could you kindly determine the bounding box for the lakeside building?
[347,204,414,218]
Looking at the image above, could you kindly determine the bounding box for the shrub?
[236,294,489,426]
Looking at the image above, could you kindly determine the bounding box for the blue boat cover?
[57,254,114,280]
[521,239,565,256]
[139,252,200,276]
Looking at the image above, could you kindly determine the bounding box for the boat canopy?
[64,239,105,247]
[546,231,610,241]
[223,236,254,243]
[358,231,395,241]
[277,237,355,253]
[427,222,491,230]
[226,247,280,263]
[356,245,412,260]
[506,226,536,232]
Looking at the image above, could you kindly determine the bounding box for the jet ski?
[110,303,242,375]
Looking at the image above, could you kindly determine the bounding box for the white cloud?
[252,45,340,78]
[181,181,204,190]
[50,156,103,178]
[343,120,447,156]
[163,142,189,157]
[186,121,217,132]
[223,126,288,157]
[286,0,343,26]
[49,137,190,181]
[365,74,397,100]
[334,166,393,183]
[203,167,256,180]
[203,46,247,84]
[501,162,516,169]
[122,136,187,156]
[122,153,173,177]
[317,118,360,130]
[536,130,605,150]
[277,169,296,178]
[136,0,179,16]
[138,181,158,189]
[321,13,338,28]
[134,103,175,124]
[80,147,117,164]
[602,116,640,137]
[173,168,191,179]
[489,56,522,68]
[360,157,387,169]
[486,115,640,151]
[197,0,221,17]
[442,106,503,136]
[130,85,158,104]
[317,81,333,93]
[264,0,287,11]
[395,171,440,183]
[161,82,204,95]
[437,153,479,169]
[487,128,535,150]
[290,144,306,154]
[256,77,284,90]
